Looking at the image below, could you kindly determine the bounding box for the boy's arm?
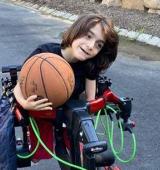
[13,83,53,111]
[14,82,28,107]
[85,78,96,101]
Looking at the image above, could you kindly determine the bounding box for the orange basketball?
[19,53,75,108]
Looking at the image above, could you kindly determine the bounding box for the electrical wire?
[17,122,40,159]
[17,103,136,166]
[105,105,137,163]
[109,121,137,163]
[104,108,124,154]
[29,117,86,170]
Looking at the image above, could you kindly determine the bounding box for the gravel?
[23,0,160,37]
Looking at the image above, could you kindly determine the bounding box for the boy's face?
[70,23,105,61]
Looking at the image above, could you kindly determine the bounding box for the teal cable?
[29,117,86,170]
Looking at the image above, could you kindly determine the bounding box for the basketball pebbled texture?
[19,53,75,108]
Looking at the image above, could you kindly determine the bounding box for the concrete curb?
[11,0,160,48]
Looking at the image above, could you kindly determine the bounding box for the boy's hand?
[23,95,53,111]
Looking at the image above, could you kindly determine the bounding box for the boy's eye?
[97,43,103,49]
[87,34,92,39]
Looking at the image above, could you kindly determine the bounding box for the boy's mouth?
[80,47,89,55]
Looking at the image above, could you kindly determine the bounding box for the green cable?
[18,102,136,165]
[105,109,124,154]
[95,105,137,163]
[29,117,86,170]
[115,120,124,154]
[17,122,40,159]
[106,105,117,114]
[94,107,124,154]
[94,109,102,130]
[105,106,137,162]
[109,121,137,163]
[100,111,110,138]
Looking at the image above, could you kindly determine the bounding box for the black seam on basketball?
[38,56,69,99]
[24,56,40,97]
[42,56,73,71]
[40,59,49,100]
[40,56,69,99]
[40,56,74,83]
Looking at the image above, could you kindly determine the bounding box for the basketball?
[19,52,75,108]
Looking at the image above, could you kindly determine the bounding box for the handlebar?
[1,65,22,89]
[87,87,132,123]
[87,88,121,113]
[1,65,21,73]
[86,76,135,131]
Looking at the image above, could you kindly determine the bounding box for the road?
[0,1,160,170]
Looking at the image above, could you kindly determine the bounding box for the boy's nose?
[87,40,95,50]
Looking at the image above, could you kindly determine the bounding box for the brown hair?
[61,14,119,75]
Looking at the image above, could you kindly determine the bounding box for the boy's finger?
[37,102,53,109]
[39,106,53,111]
[35,98,50,105]
[27,95,37,101]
